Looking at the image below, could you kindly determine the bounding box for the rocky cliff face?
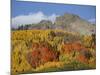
[54,13,95,35]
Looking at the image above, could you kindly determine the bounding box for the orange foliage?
[32,43,39,49]
[63,43,73,54]
[76,54,88,63]
[62,42,87,54]
[26,43,59,68]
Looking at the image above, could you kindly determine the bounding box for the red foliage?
[63,43,73,54]
[32,50,40,56]
[26,51,40,68]
[72,42,84,51]
[41,47,50,53]
[40,47,58,63]
[92,45,96,49]
[76,54,88,63]
[26,43,59,68]
[62,42,87,54]
[32,43,39,49]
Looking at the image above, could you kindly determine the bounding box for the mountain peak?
[54,13,95,35]
[14,13,95,35]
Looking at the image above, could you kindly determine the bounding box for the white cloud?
[88,18,96,24]
[11,11,58,28]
